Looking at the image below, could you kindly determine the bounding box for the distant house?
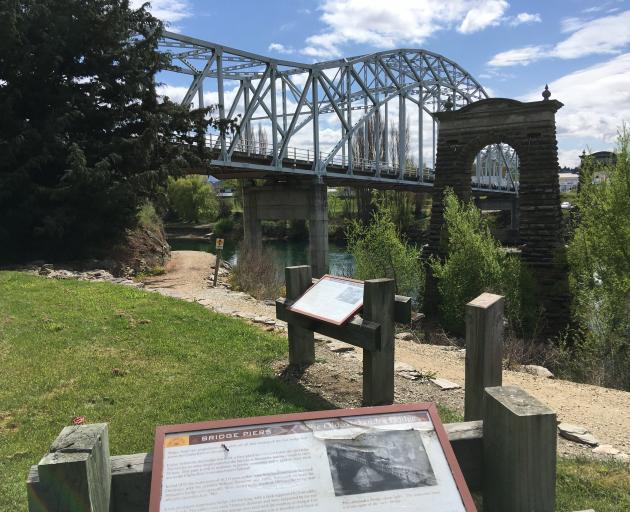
[207,176,236,198]
[578,151,616,186]
[558,173,579,192]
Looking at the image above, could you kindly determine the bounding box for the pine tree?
[0,1,230,260]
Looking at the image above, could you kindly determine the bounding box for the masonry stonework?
[428,98,570,335]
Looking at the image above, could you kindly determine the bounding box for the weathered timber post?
[483,386,557,512]
[286,265,315,365]
[362,278,395,406]
[465,293,504,421]
[27,423,111,512]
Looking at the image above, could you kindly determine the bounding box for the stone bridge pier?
[242,179,329,277]
[428,96,570,335]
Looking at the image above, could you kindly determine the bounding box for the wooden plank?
[110,453,153,512]
[310,278,411,324]
[28,424,110,512]
[483,386,556,512]
[362,278,396,405]
[285,266,315,365]
[445,421,483,492]
[464,292,504,421]
[276,298,381,351]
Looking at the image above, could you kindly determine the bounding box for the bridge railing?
[200,133,516,192]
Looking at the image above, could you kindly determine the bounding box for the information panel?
[149,404,476,512]
[287,275,364,325]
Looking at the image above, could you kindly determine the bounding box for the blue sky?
[139,0,630,167]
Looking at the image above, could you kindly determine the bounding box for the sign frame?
[287,274,365,325]
[149,403,476,512]
[215,238,225,250]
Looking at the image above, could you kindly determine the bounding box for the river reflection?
[169,238,355,277]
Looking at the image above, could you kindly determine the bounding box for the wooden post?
[213,249,222,287]
[483,386,557,512]
[285,265,315,365]
[362,278,395,406]
[28,423,111,512]
[465,293,504,421]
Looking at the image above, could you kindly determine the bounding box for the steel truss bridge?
[159,31,518,195]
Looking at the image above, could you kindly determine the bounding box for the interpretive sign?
[287,274,364,325]
[149,404,476,512]
[215,238,224,250]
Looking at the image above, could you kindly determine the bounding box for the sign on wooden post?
[149,404,477,512]
[213,238,224,287]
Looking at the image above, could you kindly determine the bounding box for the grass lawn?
[1,272,628,511]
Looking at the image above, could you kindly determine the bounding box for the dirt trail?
[145,251,630,457]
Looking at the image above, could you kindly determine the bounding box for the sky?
[139,0,630,167]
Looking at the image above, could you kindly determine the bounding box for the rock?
[558,423,599,447]
[39,264,54,276]
[395,362,423,381]
[430,378,461,390]
[519,364,554,379]
[592,444,620,456]
[395,332,414,341]
[327,341,354,353]
[457,349,466,359]
[264,299,276,307]
[614,452,629,462]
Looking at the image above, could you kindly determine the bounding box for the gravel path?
[144,250,630,461]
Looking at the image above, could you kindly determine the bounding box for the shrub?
[346,206,424,301]
[430,189,538,335]
[229,245,284,300]
[213,217,235,237]
[566,130,630,390]
[167,176,219,223]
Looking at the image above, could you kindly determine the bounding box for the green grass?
[0,272,324,510]
[1,272,628,511]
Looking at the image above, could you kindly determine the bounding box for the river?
[169,238,355,276]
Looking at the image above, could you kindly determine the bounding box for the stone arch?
[427,96,569,335]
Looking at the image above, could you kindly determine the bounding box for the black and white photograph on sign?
[324,430,437,497]
[288,275,364,325]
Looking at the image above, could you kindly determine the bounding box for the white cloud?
[268,43,294,54]
[301,0,510,58]
[553,11,630,59]
[522,53,630,144]
[507,12,541,26]
[488,45,547,67]
[130,0,192,25]
[489,10,630,66]
[458,0,508,34]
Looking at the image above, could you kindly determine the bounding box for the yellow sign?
[215,238,224,250]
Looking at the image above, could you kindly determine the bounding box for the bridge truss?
[158,31,518,194]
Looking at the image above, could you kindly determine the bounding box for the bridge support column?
[308,184,329,278]
[242,182,262,251]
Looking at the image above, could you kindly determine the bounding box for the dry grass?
[229,244,284,299]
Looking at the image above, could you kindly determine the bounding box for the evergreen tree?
[0,1,232,260]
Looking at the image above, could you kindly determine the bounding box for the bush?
[565,130,630,390]
[346,206,423,301]
[167,176,218,223]
[430,189,538,335]
[229,245,283,299]
[213,217,235,237]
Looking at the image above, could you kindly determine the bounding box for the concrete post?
[308,183,329,277]
[242,182,262,251]
[483,386,557,512]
